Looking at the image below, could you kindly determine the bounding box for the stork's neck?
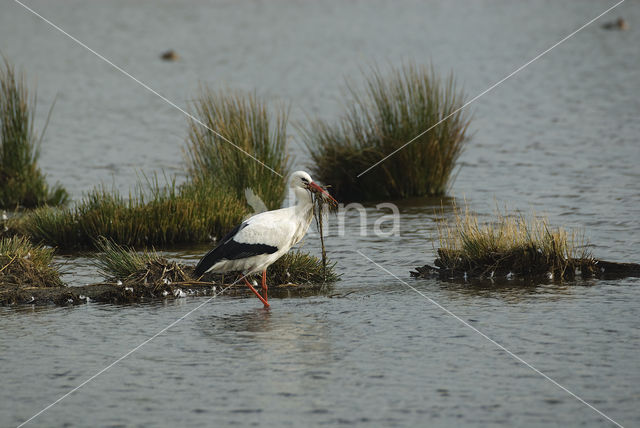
[293,186,313,214]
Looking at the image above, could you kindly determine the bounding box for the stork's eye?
[301,178,309,184]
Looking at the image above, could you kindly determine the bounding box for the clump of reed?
[185,87,291,210]
[302,62,471,201]
[17,175,248,250]
[92,237,160,279]
[0,58,68,209]
[267,250,339,285]
[93,237,338,287]
[0,236,63,288]
[435,206,592,280]
[90,238,195,303]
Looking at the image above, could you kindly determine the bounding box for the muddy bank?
[1,260,334,306]
[0,280,332,306]
[411,258,640,282]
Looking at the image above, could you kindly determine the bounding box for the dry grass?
[302,62,471,201]
[0,58,68,208]
[185,87,291,210]
[436,206,592,280]
[0,236,62,288]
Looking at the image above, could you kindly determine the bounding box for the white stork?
[193,171,337,308]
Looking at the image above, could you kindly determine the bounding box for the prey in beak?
[306,181,338,209]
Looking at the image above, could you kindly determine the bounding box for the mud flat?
[411,257,640,282]
[1,259,335,306]
[0,278,332,306]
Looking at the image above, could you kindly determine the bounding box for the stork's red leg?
[243,276,270,308]
[261,269,268,301]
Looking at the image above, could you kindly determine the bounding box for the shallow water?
[1,0,639,427]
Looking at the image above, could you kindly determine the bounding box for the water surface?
[1,1,639,426]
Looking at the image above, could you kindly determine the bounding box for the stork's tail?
[194,249,219,277]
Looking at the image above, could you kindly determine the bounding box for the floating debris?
[160,50,179,61]
[601,17,628,30]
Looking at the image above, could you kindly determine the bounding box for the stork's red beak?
[309,181,338,206]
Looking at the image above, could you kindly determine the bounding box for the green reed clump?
[268,250,339,285]
[0,236,62,287]
[185,87,291,210]
[436,206,591,280]
[91,238,193,302]
[94,235,338,286]
[19,175,248,250]
[92,237,159,279]
[302,62,471,201]
[0,59,68,208]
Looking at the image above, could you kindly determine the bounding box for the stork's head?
[290,171,337,205]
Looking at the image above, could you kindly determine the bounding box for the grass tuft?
[93,235,338,286]
[91,238,194,303]
[435,206,592,280]
[17,175,248,250]
[0,236,62,288]
[268,250,339,285]
[92,237,159,280]
[185,87,291,210]
[302,62,471,201]
[0,58,68,208]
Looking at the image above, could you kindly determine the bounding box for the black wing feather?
[193,222,278,276]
